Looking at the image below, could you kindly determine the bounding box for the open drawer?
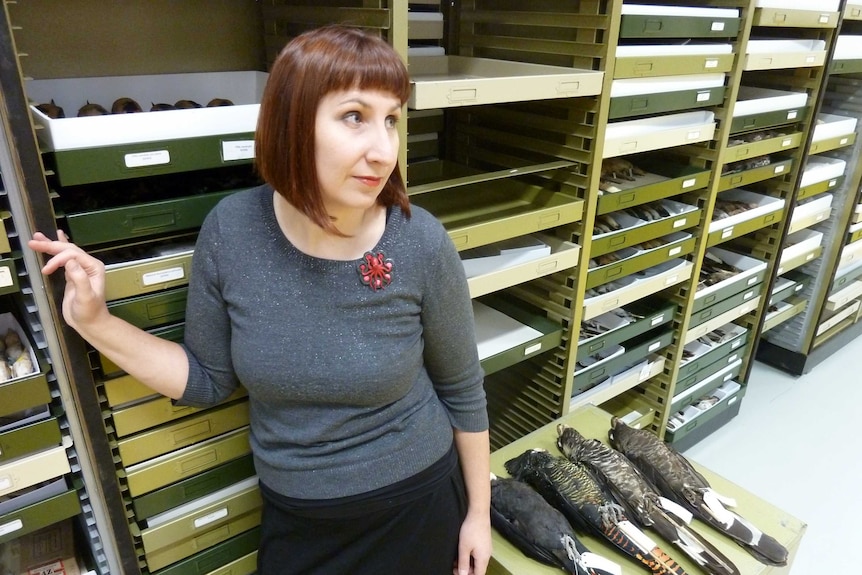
[825,280,862,313]
[708,189,785,246]
[619,5,740,39]
[779,229,823,274]
[666,380,745,450]
[731,87,808,134]
[582,259,693,320]
[571,355,666,411]
[679,323,748,381]
[407,55,603,109]
[604,110,716,158]
[788,194,832,234]
[830,35,862,74]
[578,299,675,362]
[694,247,767,313]
[798,157,846,200]
[690,282,763,330]
[817,300,861,336]
[592,199,699,256]
[719,156,792,192]
[0,479,80,545]
[103,244,195,302]
[770,272,808,307]
[810,113,857,154]
[614,43,734,78]
[744,39,827,71]
[597,161,709,214]
[586,232,695,289]
[763,296,807,332]
[726,130,803,163]
[609,74,726,119]
[685,295,761,344]
[672,357,742,413]
[573,329,673,396]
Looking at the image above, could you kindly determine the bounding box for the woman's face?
[314,88,401,215]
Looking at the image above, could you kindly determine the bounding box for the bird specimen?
[557,425,740,575]
[608,417,789,566]
[35,100,65,118]
[175,99,203,109]
[491,474,621,575]
[505,448,688,575]
[150,102,177,111]
[207,98,234,107]
[77,101,108,116]
[111,97,143,114]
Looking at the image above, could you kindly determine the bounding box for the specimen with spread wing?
[608,417,788,566]
[490,474,621,575]
[505,448,689,575]
[556,424,740,575]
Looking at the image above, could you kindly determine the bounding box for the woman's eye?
[344,112,362,125]
[386,115,399,129]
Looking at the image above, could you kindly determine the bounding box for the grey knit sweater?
[179,185,488,499]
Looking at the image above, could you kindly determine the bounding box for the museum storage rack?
[756,1,862,374]
[0,0,843,573]
[0,8,124,575]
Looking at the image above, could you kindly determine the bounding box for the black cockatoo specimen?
[505,449,688,575]
[608,417,788,566]
[557,424,740,575]
[491,474,621,575]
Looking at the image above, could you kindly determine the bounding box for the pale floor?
[683,338,862,574]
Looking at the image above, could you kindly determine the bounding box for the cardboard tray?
[407,55,603,109]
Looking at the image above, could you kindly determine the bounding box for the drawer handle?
[736,145,750,157]
[173,420,213,445]
[556,81,580,95]
[536,260,559,274]
[447,88,477,103]
[181,449,219,474]
[127,209,177,233]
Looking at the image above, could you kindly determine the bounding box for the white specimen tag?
[669,246,682,256]
[682,178,696,188]
[222,140,255,161]
[142,267,185,286]
[702,490,735,528]
[658,496,693,524]
[617,520,657,552]
[0,519,22,537]
[581,552,622,575]
[125,150,170,168]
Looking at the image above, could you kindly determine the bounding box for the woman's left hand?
[455,509,492,575]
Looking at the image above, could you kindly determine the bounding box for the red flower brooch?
[358,251,393,291]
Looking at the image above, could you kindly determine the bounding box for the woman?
[30,25,491,575]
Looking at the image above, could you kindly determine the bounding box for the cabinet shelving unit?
[0,1,852,573]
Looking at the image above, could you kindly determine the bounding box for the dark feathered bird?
[206,98,234,107]
[491,474,620,575]
[608,417,788,566]
[557,424,740,575]
[174,99,202,109]
[36,99,65,118]
[505,449,688,575]
[111,97,142,114]
[150,102,177,112]
[77,101,108,117]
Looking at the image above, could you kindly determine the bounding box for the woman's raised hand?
[28,230,110,332]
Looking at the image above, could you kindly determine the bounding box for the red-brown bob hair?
[255,25,412,234]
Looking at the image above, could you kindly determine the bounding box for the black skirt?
[257,445,467,575]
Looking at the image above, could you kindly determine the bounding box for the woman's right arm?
[28,230,189,399]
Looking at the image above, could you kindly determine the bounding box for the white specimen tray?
[583,260,693,320]
[746,39,826,54]
[621,4,739,17]
[571,356,665,411]
[473,301,544,361]
[812,114,857,141]
[840,238,862,270]
[800,157,846,187]
[744,39,827,71]
[616,44,733,57]
[834,35,862,59]
[604,110,715,158]
[461,236,551,278]
[708,189,785,233]
[696,248,767,301]
[668,380,742,430]
[28,71,267,151]
[733,86,807,117]
[755,0,840,10]
[781,229,823,264]
[610,74,725,97]
[407,55,603,109]
[789,194,833,234]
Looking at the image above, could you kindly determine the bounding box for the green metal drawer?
[123,427,251,497]
[690,283,763,329]
[0,485,80,544]
[152,527,260,575]
[0,416,61,464]
[574,328,674,395]
[726,132,802,162]
[591,201,700,257]
[133,455,256,521]
[609,85,725,120]
[586,233,695,289]
[693,248,767,314]
[411,183,583,252]
[614,53,734,79]
[578,300,675,363]
[100,322,185,378]
[809,132,856,155]
[149,527,260,575]
[104,248,194,302]
[769,273,808,307]
[596,164,709,216]
[66,189,237,247]
[707,209,783,247]
[0,212,11,255]
[753,7,839,28]
[204,550,257,575]
[798,174,842,201]
[673,358,742,413]
[107,287,189,330]
[118,400,250,466]
[0,367,51,419]
[476,296,562,377]
[619,13,739,39]
[832,263,862,294]
[47,132,255,187]
[718,157,792,192]
[101,373,159,408]
[679,326,748,381]
[763,296,808,333]
[112,389,247,438]
[830,58,862,75]
[666,382,746,449]
[730,107,809,134]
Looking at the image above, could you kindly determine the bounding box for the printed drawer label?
[125,150,170,168]
[0,267,12,288]
[142,267,185,286]
[222,140,255,161]
[0,519,22,537]
[194,507,229,529]
[711,21,725,31]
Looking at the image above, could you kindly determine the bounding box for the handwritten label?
[125,150,170,168]
[0,267,12,288]
[222,140,255,161]
[142,266,185,286]
[782,138,792,147]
